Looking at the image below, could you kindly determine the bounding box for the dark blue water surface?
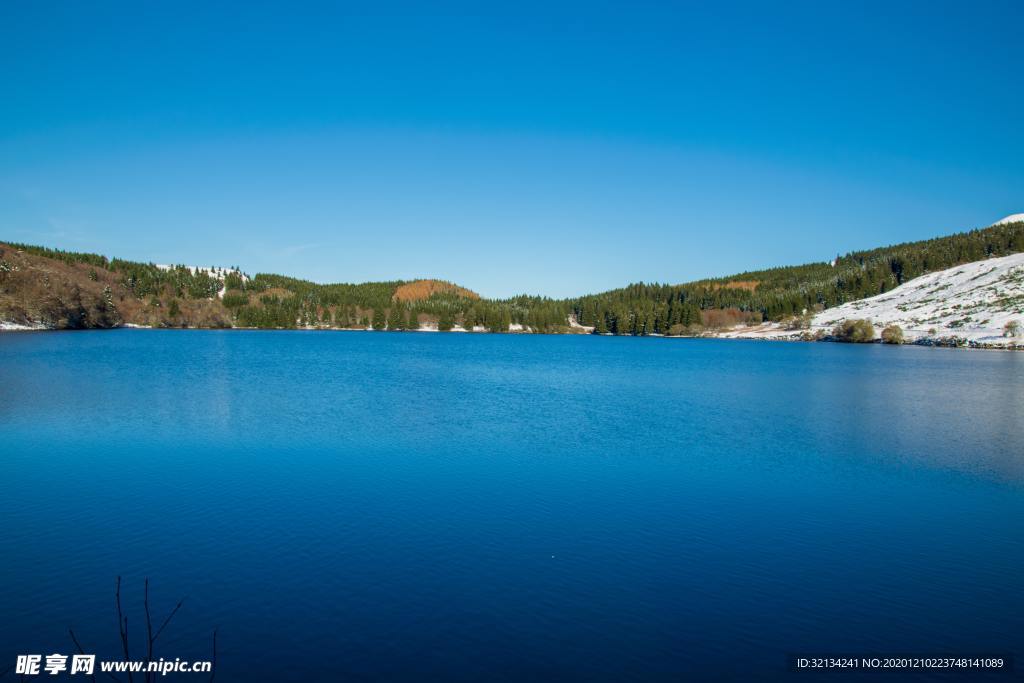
[1,330,1022,681]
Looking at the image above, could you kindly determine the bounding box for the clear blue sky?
[1,1,1021,298]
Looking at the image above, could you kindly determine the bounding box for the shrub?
[831,318,875,343]
[881,325,904,344]
[782,311,813,330]
[668,323,703,336]
[701,307,760,329]
[1005,320,1021,337]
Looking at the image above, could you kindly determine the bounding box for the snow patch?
[567,314,594,332]
[1,320,48,331]
[991,214,1024,226]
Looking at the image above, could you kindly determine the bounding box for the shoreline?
[3,320,1020,350]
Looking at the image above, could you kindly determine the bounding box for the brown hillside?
[0,243,231,329]
[711,280,760,292]
[0,243,127,328]
[393,279,479,303]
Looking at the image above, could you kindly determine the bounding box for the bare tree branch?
[70,627,118,683]
[143,579,153,683]
[152,598,185,645]
[68,628,99,683]
[208,628,218,683]
[54,578,207,683]
[115,576,133,683]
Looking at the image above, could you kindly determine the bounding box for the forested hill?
[2,217,1023,333]
[572,218,1024,335]
[0,242,572,332]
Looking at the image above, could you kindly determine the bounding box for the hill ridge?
[3,215,1024,335]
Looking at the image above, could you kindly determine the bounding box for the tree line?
[6,217,1023,333]
[571,219,1024,333]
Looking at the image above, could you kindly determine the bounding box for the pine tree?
[372,308,386,330]
[438,310,454,331]
[388,306,405,331]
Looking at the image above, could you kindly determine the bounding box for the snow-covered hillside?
[721,253,1024,347]
[810,253,1024,344]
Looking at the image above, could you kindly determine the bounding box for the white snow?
[716,323,799,340]
[408,322,531,333]
[991,214,1024,226]
[723,253,1024,346]
[0,321,48,331]
[567,313,594,332]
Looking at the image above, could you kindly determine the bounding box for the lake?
[1,330,1022,680]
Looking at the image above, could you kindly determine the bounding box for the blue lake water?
[1,330,1022,680]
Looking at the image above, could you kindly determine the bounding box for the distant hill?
[0,243,238,330]
[0,243,125,330]
[571,216,1024,334]
[0,241,534,331]
[2,215,1023,335]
